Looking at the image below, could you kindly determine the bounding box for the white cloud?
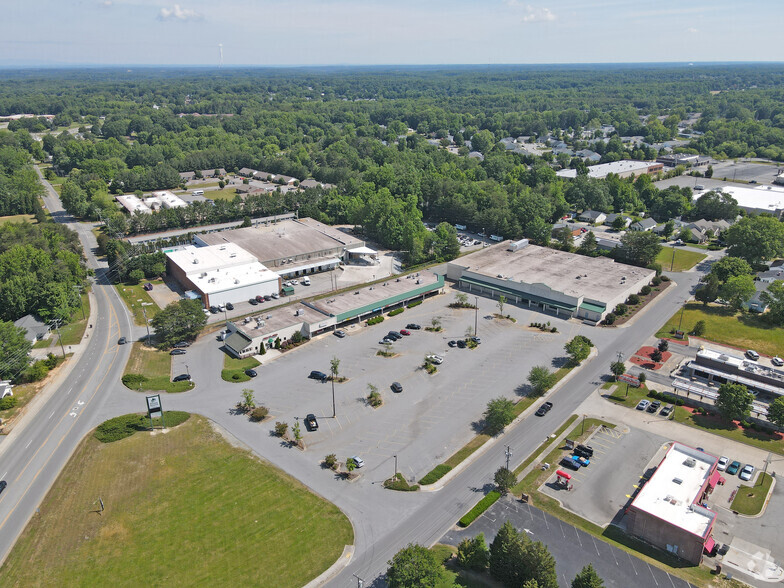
[100,0,113,6]
[158,4,203,21]
[521,5,557,23]
[686,27,699,34]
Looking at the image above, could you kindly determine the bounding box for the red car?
[399,329,411,336]
[255,295,264,302]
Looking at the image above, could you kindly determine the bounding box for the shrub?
[274,421,288,437]
[638,372,647,384]
[250,406,269,421]
[424,362,437,374]
[0,395,18,410]
[614,303,628,316]
[658,339,669,352]
[651,349,663,362]
[660,275,670,282]
[604,313,616,325]
[367,316,385,326]
[550,327,557,333]
[388,308,404,317]
[458,491,501,527]
[122,373,148,389]
[692,320,706,336]
[652,276,662,286]
[626,294,640,305]
[407,300,422,308]
[367,389,382,407]
[640,285,652,295]
[419,464,452,485]
[383,472,419,491]
[324,454,338,469]
[94,411,190,443]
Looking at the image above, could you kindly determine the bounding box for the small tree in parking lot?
[497,295,506,316]
[239,388,256,411]
[274,421,288,437]
[346,457,357,472]
[610,361,626,381]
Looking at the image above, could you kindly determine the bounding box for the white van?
[192,189,204,196]
[302,277,311,286]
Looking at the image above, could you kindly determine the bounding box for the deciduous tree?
[716,382,754,422]
[484,397,516,434]
[386,543,444,588]
[528,365,556,396]
[150,298,207,349]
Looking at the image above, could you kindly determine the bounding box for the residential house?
[630,218,657,232]
[237,168,258,177]
[274,174,298,185]
[0,380,12,399]
[575,149,601,163]
[578,210,607,224]
[200,168,227,178]
[13,314,49,343]
[178,171,196,182]
[685,227,708,244]
[603,213,632,229]
[595,236,622,251]
[253,171,275,181]
[468,151,484,161]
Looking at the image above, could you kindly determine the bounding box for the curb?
[303,545,355,588]
[614,279,677,330]
[420,347,599,492]
[733,475,777,519]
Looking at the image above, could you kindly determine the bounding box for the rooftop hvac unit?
[683,458,696,468]
[192,258,199,264]
[507,238,529,252]
[230,253,236,258]
[234,279,239,284]
[201,272,207,278]
[673,478,683,485]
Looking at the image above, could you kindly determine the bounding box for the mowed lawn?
[656,302,784,357]
[124,342,194,393]
[656,246,706,272]
[0,415,353,587]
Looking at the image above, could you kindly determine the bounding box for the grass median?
[0,415,353,587]
[122,342,194,393]
[731,473,774,515]
[221,355,261,383]
[656,247,707,272]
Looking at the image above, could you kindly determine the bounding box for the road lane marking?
[24,440,32,449]
[48,412,55,420]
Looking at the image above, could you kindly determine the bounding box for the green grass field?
[655,302,784,357]
[0,214,36,226]
[123,342,194,393]
[0,415,353,587]
[656,247,707,272]
[731,473,774,515]
[221,355,261,383]
[57,291,91,345]
[202,187,241,201]
[115,282,161,326]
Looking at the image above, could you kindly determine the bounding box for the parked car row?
[560,443,593,471]
[717,455,756,481]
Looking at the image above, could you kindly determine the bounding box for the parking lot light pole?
[185,364,190,376]
[580,414,587,435]
[474,297,478,337]
[505,445,512,470]
[394,454,398,477]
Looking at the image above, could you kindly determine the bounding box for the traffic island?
[731,473,775,516]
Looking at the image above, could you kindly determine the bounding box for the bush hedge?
[0,395,18,410]
[94,411,190,443]
[419,464,452,486]
[407,300,423,308]
[388,308,404,317]
[646,389,685,406]
[640,285,652,295]
[458,491,501,527]
[367,316,385,326]
[122,373,148,388]
[383,472,419,491]
[604,313,616,325]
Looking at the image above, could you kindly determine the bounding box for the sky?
[2,0,783,67]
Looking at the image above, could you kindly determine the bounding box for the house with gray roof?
[603,213,632,228]
[630,218,657,232]
[578,210,607,224]
[13,314,49,343]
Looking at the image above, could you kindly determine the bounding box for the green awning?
[281,286,295,295]
[459,277,577,312]
[579,301,606,314]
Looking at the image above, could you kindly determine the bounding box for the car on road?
[334,329,346,338]
[245,369,257,378]
[456,339,467,348]
[560,457,580,471]
[646,400,661,413]
[225,302,234,311]
[448,340,457,348]
[739,464,756,481]
[535,401,553,417]
[717,456,729,471]
[636,399,650,411]
[173,341,190,348]
[172,374,191,382]
[170,349,186,355]
[406,323,421,330]
[308,370,328,382]
[726,460,741,476]
[350,456,365,468]
[0,480,6,494]
[117,337,127,345]
[426,354,444,365]
[674,239,684,246]
[391,382,403,393]
[305,413,318,431]
[249,298,259,305]
[772,356,784,367]
[659,404,674,418]
[400,329,411,336]
[745,349,760,361]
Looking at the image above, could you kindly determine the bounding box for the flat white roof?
[188,261,279,295]
[116,194,152,214]
[151,190,187,209]
[167,244,258,274]
[557,160,656,179]
[710,185,784,213]
[631,443,717,537]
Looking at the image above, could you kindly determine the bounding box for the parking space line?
[573,525,582,548]
[666,572,677,588]
[647,563,659,586]
[589,534,601,557]
[626,551,638,575]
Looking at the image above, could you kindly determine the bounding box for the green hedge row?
[122,373,148,388]
[388,308,404,317]
[94,411,191,443]
[367,316,385,326]
[646,389,685,406]
[407,300,423,308]
[459,491,501,527]
[418,464,452,485]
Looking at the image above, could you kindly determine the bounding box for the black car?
[574,444,594,457]
[170,349,186,355]
[245,369,257,378]
[387,331,402,340]
[118,337,127,345]
[0,480,6,493]
[646,400,661,413]
[391,382,403,393]
[173,341,190,348]
[456,339,467,348]
[560,457,580,471]
[225,302,234,311]
[209,306,220,314]
[305,413,319,431]
[406,323,421,330]
[249,298,259,305]
[448,340,457,348]
[172,374,191,382]
[660,405,673,417]
[309,370,328,382]
[535,401,553,417]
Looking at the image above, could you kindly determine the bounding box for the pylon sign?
[146,394,162,419]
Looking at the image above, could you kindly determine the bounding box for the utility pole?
[505,445,512,470]
[677,304,686,333]
[352,574,365,588]
[50,319,67,358]
[140,302,152,346]
[670,245,676,271]
[474,296,478,338]
[73,285,86,320]
[394,454,398,477]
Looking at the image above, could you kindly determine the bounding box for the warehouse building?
[194,218,368,278]
[707,185,784,218]
[557,160,663,180]
[166,243,280,308]
[685,348,784,397]
[626,442,719,564]
[446,240,655,323]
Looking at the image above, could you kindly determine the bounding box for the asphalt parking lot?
[540,424,669,526]
[230,292,576,482]
[441,496,696,588]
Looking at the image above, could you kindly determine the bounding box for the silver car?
[739,464,755,482]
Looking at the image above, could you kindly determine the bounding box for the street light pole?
[140,304,152,346]
[331,377,336,418]
[505,445,512,470]
[50,319,66,358]
[352,574,365,588]
[185,364,190,376]
[670,245,676,271]
[394,454,398,476]
[474,297,478,338]
[73,285,86,320]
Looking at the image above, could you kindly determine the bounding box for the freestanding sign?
[618,374,640,387]
[146,394,165,428]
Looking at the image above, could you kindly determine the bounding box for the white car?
[350,456,365,468]
[717,456,729,471]
[291,279,299,285]
[739,464,755,481]
[772,356,784,367]
[426,354,444,365]
[745,350,760,361]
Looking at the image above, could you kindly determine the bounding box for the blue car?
[573,455,590,467]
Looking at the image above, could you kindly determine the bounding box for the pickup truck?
[305,413,319,431]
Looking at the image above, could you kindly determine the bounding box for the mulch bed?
[629,346,671,370]
[604,280,671,327]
